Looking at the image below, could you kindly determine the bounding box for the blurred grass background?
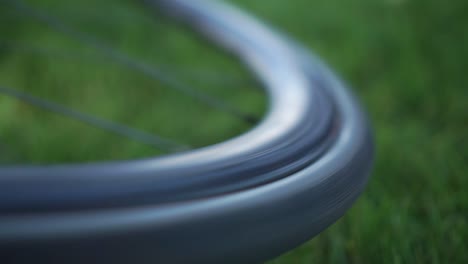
[1,0,467,263]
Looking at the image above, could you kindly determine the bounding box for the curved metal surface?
[0,0,374,263]
[0,0,334,212]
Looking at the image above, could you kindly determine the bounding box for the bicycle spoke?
[0,40,258,90]
[0,86,190,152]
[6,0,259,124]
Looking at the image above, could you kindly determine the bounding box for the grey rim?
[0,0,374,263]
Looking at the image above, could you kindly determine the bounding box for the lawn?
[1,0,467,263]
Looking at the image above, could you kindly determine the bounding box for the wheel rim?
[0,0,374,263]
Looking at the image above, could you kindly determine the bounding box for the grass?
[1,0,467,263]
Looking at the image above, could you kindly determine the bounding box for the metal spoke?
[0,40,259,90]
[6,0,259,124]
[0,86,190,152]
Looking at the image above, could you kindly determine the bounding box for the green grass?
[1,0,467,263]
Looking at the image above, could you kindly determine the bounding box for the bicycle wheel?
[0,0,374,263]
